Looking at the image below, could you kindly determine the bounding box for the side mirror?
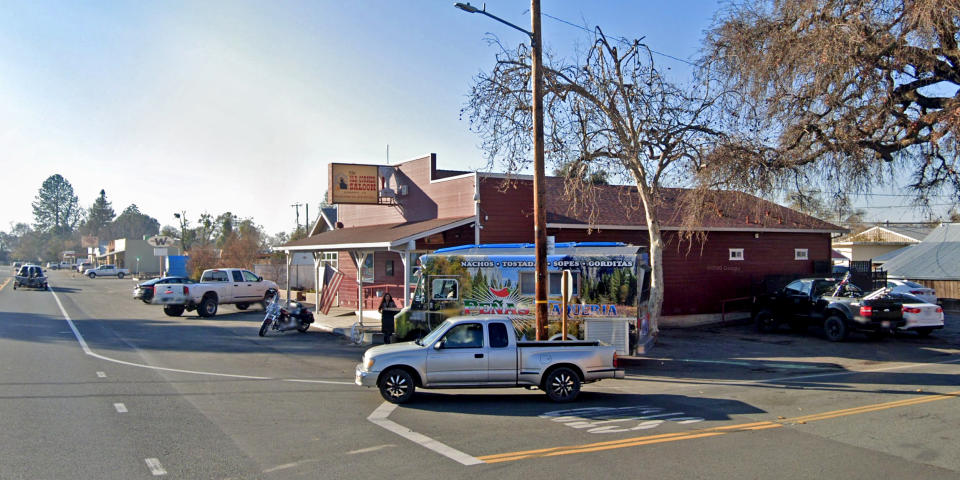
[433,341,443,350]
[257,276,263,282]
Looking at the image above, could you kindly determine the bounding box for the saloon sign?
[329,163,379,204]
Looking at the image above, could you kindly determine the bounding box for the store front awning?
[275,216,475,252]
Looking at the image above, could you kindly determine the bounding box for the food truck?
[392,242,654,354]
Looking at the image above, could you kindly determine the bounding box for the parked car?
[134,276,195,304]
[752,277,905,341]
[84,264,130,279]
[150,268,278,317]
[59,261,73,270]
[356,315,625,403]
[13,264,47,290]
[76,262,92,273]
[883,291,944,337]
[885,279,938,304]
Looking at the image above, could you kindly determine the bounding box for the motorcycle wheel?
[259,319,271,337]
[297,322,310,333]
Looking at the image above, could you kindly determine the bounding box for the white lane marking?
[262,459,322,473]
[48,288,353,385]
[347,444,396,454]
[367,402,483,466]
[113,403,128,413]
[144,458,166,476]
[96,371,107,378]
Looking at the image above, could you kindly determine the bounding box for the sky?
[0,0,952,238]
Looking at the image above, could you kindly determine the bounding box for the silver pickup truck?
[356,315,624,403]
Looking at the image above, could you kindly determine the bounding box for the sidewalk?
[303,303,384,338]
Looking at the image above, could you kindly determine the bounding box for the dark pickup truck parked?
[753,277,905,341]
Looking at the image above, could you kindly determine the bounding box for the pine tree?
[31,174,82,236]
[83,189,115,239]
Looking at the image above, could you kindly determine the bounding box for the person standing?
[378,293,398,344]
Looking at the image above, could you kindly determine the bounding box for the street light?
[174,212,187,252]
[456,1,548,340]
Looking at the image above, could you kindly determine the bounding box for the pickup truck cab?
[152,268,278,318]
[85,264,130,279]
[356,315,625,404]
[753,277,905,341]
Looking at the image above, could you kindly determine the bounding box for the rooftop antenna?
[386,144,390,165]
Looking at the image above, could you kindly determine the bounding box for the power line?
[541,12,698,67]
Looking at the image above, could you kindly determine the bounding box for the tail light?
[860,305,872,317]
[183,286,189,295]
[936,307,943,313]
[902,306,922,314]
[910,290,925,295]
[613,352,620,368]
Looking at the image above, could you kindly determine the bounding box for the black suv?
[753,277,905,341]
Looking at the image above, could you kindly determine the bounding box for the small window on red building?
[729,248,744,261]
[385,260,395,276]
[794,248,808,260]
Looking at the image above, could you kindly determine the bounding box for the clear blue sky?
[0,0,945,236]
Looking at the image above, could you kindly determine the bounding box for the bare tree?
[465,30,731,336]
[700,0,960,203]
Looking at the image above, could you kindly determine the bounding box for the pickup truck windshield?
[418,319,451,346]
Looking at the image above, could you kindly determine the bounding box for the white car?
[888,292,944,337]
[886,279,937,304]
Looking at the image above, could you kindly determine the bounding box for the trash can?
[381,308,398,344]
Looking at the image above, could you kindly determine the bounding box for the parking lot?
[2,269,959,479]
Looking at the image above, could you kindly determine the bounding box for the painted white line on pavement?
[49,287,354,386]
[367,402,483,466]
[347,444,396,454]
[96,371,106,378]
[144,458,167,476]
[113,403,127,413]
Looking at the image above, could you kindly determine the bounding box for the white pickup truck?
[151,268,278,318]
[356,316,625,403]
[84,264,130,279]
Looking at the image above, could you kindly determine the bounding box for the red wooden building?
[279,154,843,325]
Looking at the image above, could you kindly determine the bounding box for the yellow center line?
[477,389,960,463]
[0,278,10,291]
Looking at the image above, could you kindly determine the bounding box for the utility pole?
[455,0,548,340]
[530,0,548,340]
[290,202,302,232]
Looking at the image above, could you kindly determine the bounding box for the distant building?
[880,223,960,300]
[97,238,181,275]
[832,222,935,264]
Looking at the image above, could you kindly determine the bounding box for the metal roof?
[880,223,960,280]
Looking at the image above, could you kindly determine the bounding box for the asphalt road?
[1,269,958,479]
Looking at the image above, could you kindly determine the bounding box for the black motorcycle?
[258,293,314,336]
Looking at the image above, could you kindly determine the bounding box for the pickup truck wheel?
[297,322,310,333]
[236,303,249,311]
[163,305,185,317]
[754,311,777,333]
[379,368,415,404]
[543,367,581,402]
[88,272,96,279]
[823,315,848,342]
[198,296,218,317]
[117,272,124,279]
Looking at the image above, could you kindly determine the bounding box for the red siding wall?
[477,176,535,243]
